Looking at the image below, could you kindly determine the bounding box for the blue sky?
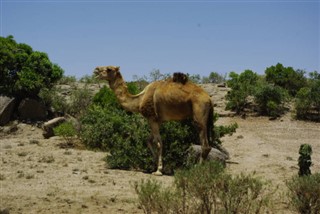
[1,0,319,80]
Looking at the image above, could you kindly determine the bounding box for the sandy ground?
[1,84,320,214]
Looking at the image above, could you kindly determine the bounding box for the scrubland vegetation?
[1,35,320,213]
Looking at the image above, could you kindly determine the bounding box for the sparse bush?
[208,71,225,84]
[134,161,273,214]
[40,84,93,118]
[213,113,238,145]
[53,121,77,145]
[287,173,320,214]
[133,179,180,214]
[218,173,272,213]
[79,74,100,84]
[68,86,93,118]
[39,87,69,115]
[57,75,77,85]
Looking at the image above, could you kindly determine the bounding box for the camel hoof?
[152,171,163,176]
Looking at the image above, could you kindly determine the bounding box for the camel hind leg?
[193,101,212,163]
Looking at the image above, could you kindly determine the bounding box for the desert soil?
[1,84,320,214]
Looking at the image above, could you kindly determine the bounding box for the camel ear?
[115,66,120,72]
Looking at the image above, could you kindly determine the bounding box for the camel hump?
[173,72,188,85]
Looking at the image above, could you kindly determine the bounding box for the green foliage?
[79,74,100,84]
[298,144,312,177]
[295,77,320,121]
[218,173,271,214]
[134,161,273,214]
[133,179,180,214]
[53,121,77,145]
[57,75,77,85]
[68,86,93,118]
[226,70,258,113]
[254,84,289,117]
[208,71,225,83]
[187,74,201,84]
[213,113,238,145]
[265,63,307,96]
[0,35,63,98]
[287,173,320,214]
[92,85,119,108]
[39,85,93,118]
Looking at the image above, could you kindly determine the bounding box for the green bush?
[57,75,77,85]
[254,84,289,117]
[80,105,197,173]
[39,87,69,115]
[265,63,307,96]
[226,70,258,114]
[0,35,63,98]
[68,86,93,118]
[214,113,238,145]
[133,179,180,214]
[218,173,272,213]
[287,173,320,214]
[134,161,273,214]
[295,77,320,121]
[39,85,93,118]
[53,121,77,145]
[298,144,312,177]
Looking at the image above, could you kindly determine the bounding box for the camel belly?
[157,102,193,121]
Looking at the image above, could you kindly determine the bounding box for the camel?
[94,66,214,175]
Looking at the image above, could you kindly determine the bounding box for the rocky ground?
[1,84,320,214]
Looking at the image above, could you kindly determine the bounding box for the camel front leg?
[149,120,163,176]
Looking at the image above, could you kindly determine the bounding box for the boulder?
[42,117,66,138]
[0,96,16,126]
[18,98,47,121]
[188,145,229,165]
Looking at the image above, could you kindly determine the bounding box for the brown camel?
[94,66,214,175]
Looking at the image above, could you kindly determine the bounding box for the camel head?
[93,65,121,81]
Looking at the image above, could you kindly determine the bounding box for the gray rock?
[188,145,229,165]
[0,96,16,126]
[18,98,47,121]
[42,117,66,138]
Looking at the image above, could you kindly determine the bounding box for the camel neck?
[108,76,141,113]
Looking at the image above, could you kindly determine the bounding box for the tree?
[295,72,320,120]
[226,70,258,114]
[265,63,307,96]
[208,71,225,83]
[0,35,64,98]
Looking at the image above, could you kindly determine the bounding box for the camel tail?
[207,102,214,146]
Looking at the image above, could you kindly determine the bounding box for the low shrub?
[287,173,320,214]
[134,161,273,214]
[53,121,77,145]
[39,84,93,118]
[218,173,272,213]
